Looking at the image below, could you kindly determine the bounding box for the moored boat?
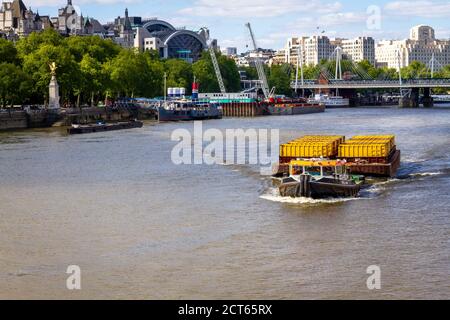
[267,97,325,115]
[309,94,350,108]
[158,100,222,122]
[67,120,143,135]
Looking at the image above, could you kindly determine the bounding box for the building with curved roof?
[129,17,208,63]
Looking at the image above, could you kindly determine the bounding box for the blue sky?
[28,0,450,52]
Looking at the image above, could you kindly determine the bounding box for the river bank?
[0,105,157,131]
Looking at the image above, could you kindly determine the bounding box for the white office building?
[273,36,375,66]
[375,25,450,70]
[334,37,375,65]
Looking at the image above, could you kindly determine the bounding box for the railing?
[291,78,450,88]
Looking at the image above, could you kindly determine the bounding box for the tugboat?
[278,159,363,199]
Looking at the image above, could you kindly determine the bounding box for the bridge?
[290,79,450,90]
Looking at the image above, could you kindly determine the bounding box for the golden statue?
[49,62,57,76]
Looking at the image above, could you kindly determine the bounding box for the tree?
[109,50,164,98]
[239,66,258,80]
[0,63,32,107]
[193,51,241,93]
[268,64,291,96]
[192,56,219,93]
[0,38,19,65]
[64,36,121,63]
[217,54,241,92]
[21,44,80,104]
[164,59,193,93]
[401,61,427,79]
[16,28,62,59]
[79,54,105,106]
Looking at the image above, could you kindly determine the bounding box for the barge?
[67,120,143,135]
[275,135,401,178]
[267,98,325,115]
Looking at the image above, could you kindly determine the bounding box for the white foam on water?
[365,178,401,193]
[260,188,363,205]
[409,172,442,177]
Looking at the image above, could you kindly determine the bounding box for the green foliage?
[400,61,428,79]
[268,64,291,96]
[0,38,19,65]
[217,54,241,92]
[240,66,258,80]
[0,63,32,107]
[5,31,248,104]
[22,44,79,103]
[109,50,164,98]
[64,36,121,63]
[164,59,193,93]
[16,28,63,58]
[193,51,241,93]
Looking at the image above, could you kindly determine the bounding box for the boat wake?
[260,187,364,205]
[408,172,442,177]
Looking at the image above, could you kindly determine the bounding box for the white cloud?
[384,1,450,18]
[177,0,342,18]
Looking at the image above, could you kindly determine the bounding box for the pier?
[220,102,266,117]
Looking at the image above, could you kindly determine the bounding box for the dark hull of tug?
[309,178,361,199]
[278,176,361,199]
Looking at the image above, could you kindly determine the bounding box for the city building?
[222,47,237,57]
[273,36,375,67]
[273,36,334,66]
[375,25,450,70]
[235,49,275,67]
[114,8,133,48]
[133,18,208,63]
[57,0,85,35]
[333,37,375,65]
[0,0,47,38]
[0,0,215,63]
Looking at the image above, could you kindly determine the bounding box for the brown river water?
[0,106,449,299]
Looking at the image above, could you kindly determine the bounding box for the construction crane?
[201,27,226,94]
[209,45,227,93]
[245,22,272,99]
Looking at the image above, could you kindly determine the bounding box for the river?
[0,106,449,299]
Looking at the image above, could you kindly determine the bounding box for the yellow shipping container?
[281,135,346,158]
[338,142,391,158]
[348,135,395,151]
[281,142,336,158]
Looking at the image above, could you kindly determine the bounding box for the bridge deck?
[290,79,450,89]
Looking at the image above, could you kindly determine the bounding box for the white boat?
[309,94,350,108]
[431,95,450,104]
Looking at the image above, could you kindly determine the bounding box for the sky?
[26,0,450,52]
